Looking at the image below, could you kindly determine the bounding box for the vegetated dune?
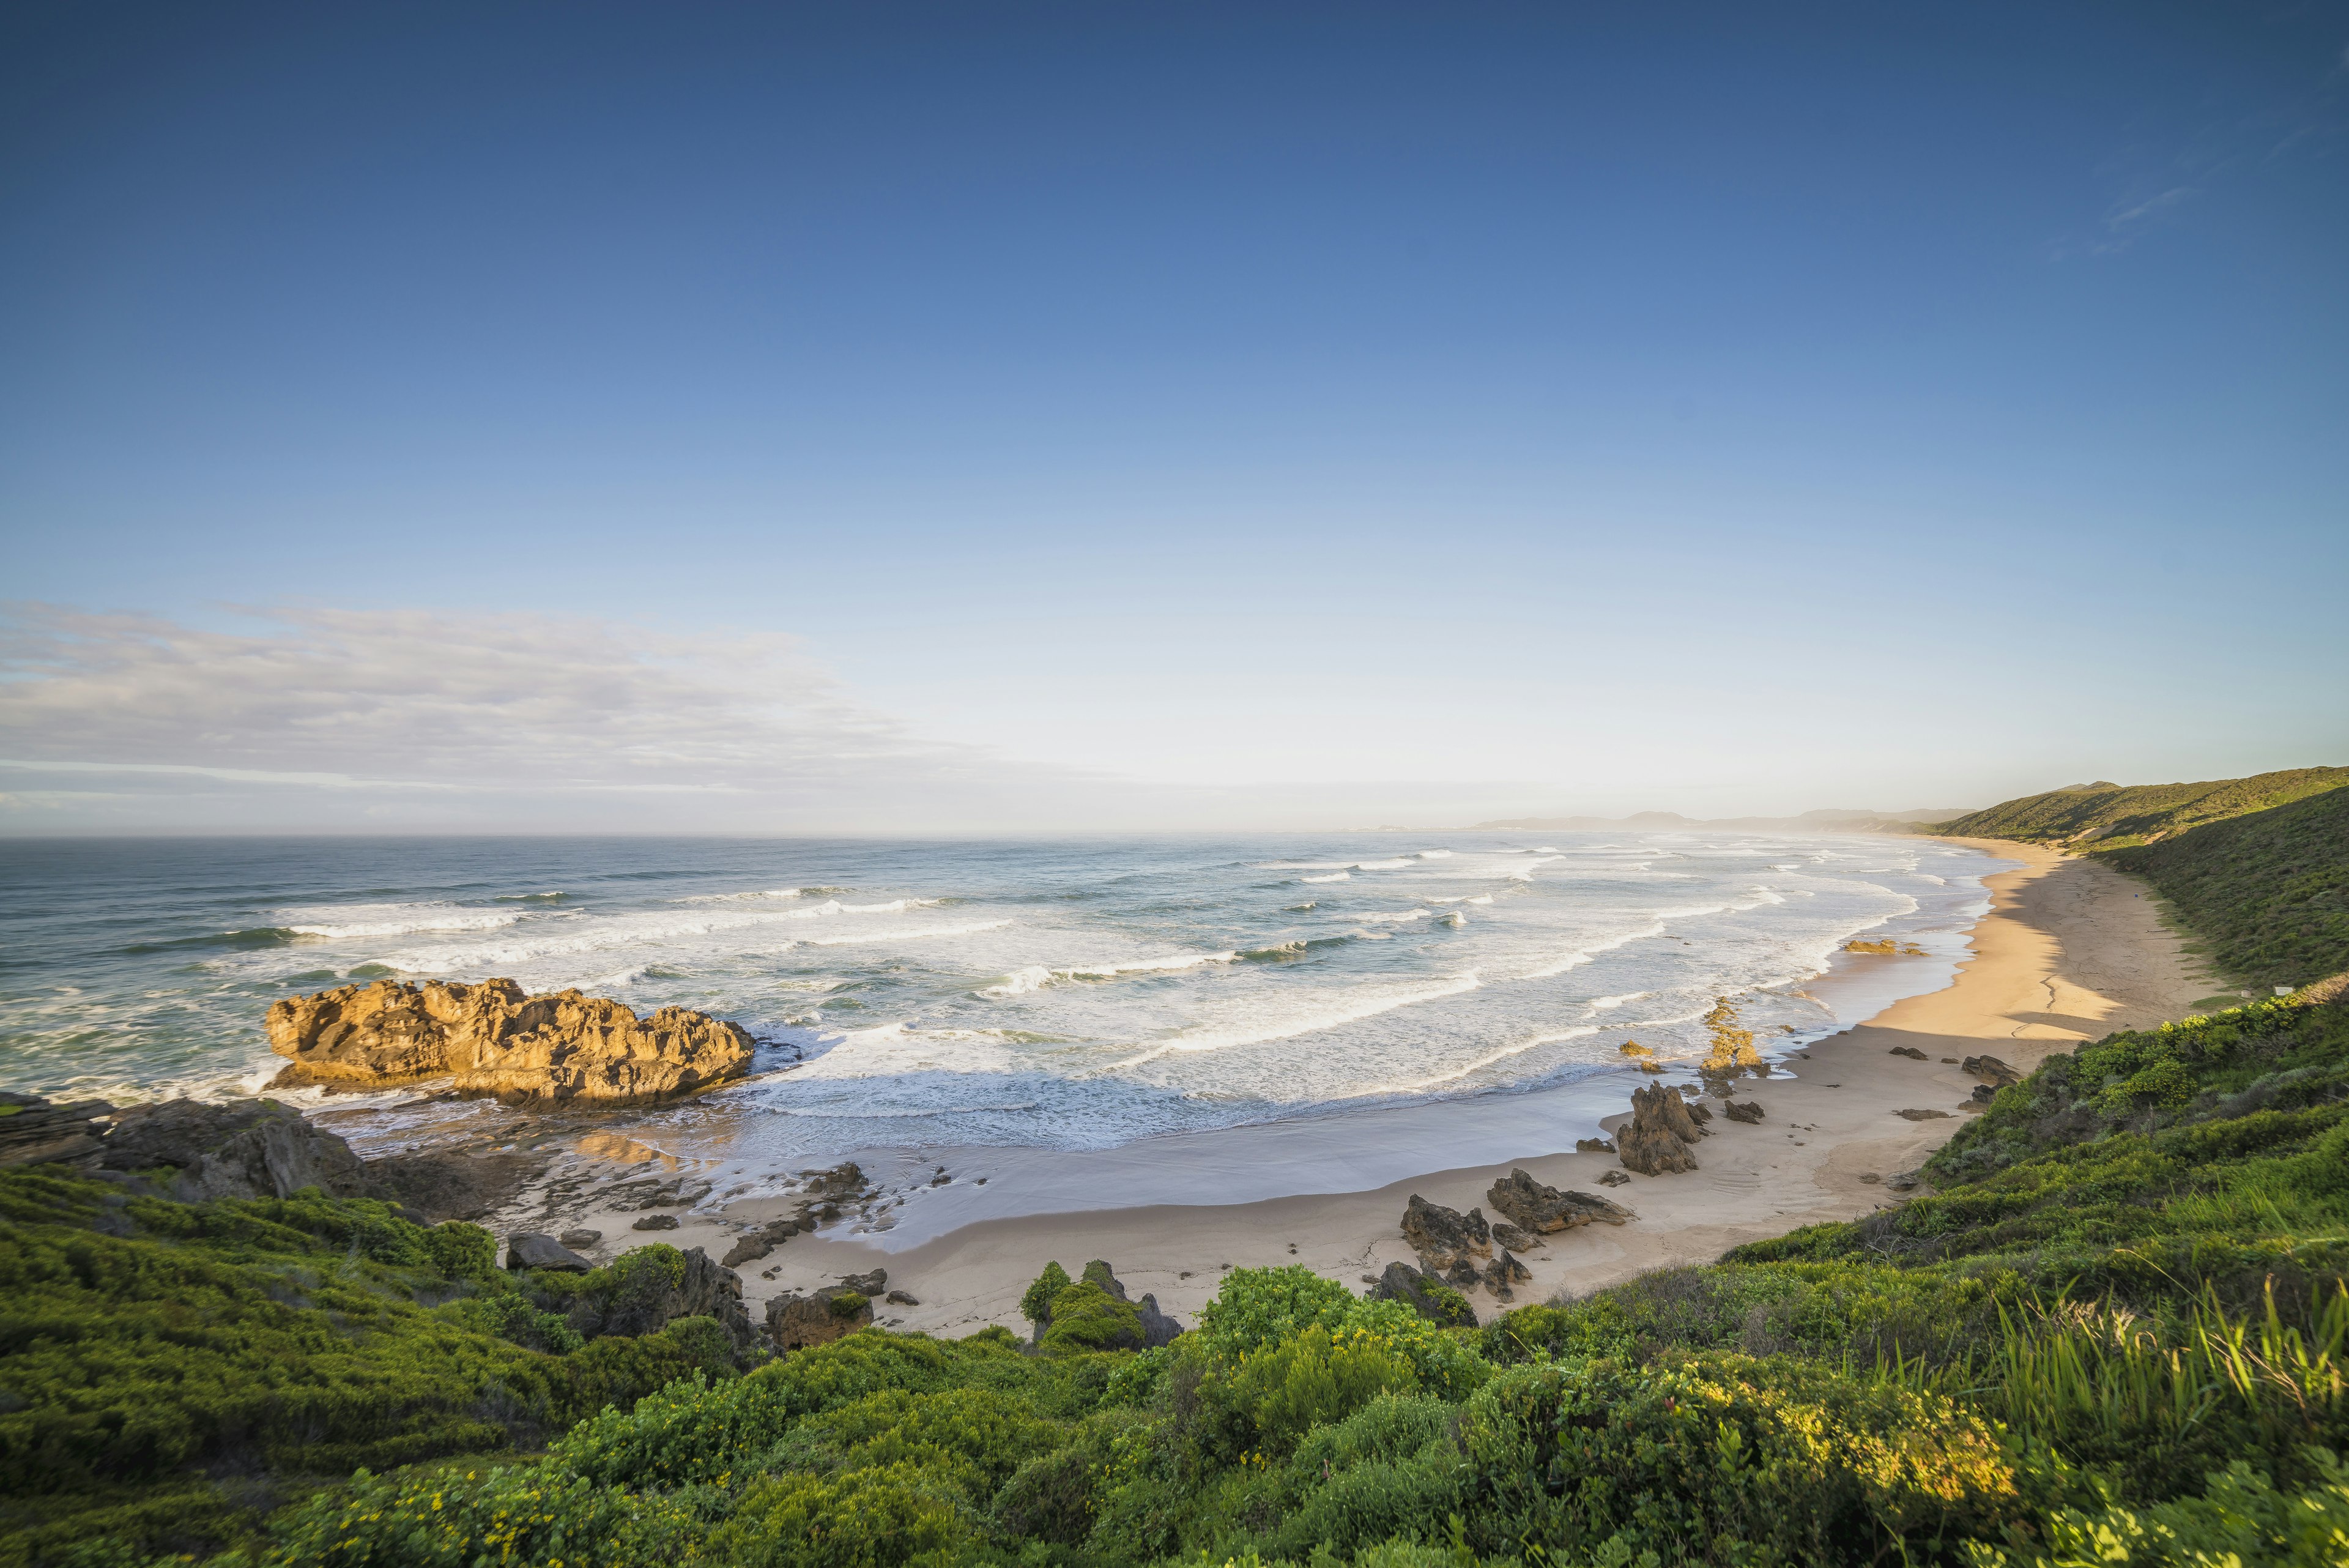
[1935,765,2349,849]
[1941,764,2349,990]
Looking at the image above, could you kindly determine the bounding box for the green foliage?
[1039,1280,1144,1353]
[1020,1260,1072,1325]
[1964,1449,2349,1567]
[0,1172,715,1567]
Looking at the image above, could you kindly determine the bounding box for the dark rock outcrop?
[1574,1137,1616,1154]
[1598,1169,1631,1187]
[558,1228,603,1249]
[723,1219,801,1269]
[265,976,754,1102]
[571,1246,759,1363]
[885,1289,919,1306]
[632,1213,681,1231]
[1889,1047,1929,1060]
[94,1098,371,1203]
[507,1232,595,1272]
[1485,1168,1634,1233]
[1723,1099,1764,1124]
[1400,1194,1491,1273]
[1617,1084,1704,1175]
[1896,1107,1954,1121]
[1368,1260,1478,1327]
[0,1092,116,1166]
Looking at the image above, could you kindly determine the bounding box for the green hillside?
[1934,767,2349,850]
[1937,766,2349,990]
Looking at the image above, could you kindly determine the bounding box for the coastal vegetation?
[1938,767,2349,989]
[7,977,2345,1567]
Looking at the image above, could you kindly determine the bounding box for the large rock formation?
[1617,1083,1705,1176]
[1026,1260,1184,1351]
[265,978,754,1102]
[507,1232,595,1272]
[93,1099,373,1203]
[1485,1168,1635,1233]
[1400,1194,1491,1274]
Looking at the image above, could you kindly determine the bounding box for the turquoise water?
[0,832,2002,1165]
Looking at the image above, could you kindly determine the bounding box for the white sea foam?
[278,904,524,940]
[1355,909,1430,923]
[1116,973,1482,1066]
[1522,921,1667,980]
[1415,850,1453,858]
[1589,991,1649,1010]
[800,920,1012,947]
[1508,856,1565,882]
[1301,872,1351,883]
[1367,1025,1600,1093]
[978,951,1239,997]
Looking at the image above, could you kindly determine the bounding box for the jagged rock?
[1482,1249,1532,1299]
[1598,1169,1631,1187]
[1962,1054,2021,1088]
[1888,1047,1929,1060]
[1898,1107,1954,1121]
[1887,1170,1923,1191]
[507,1232,594,1272]
[886,1289,919,1306]
[1685,1099,1714,1126]
[92,1099,371,1203]
[1617,1084,1703,1176]
[265,977,754,1102]
[571,1246,759,1362]
[1443,1257,1480,1288]
[1723,1099,1764,1124]
[0,1091,117,1167]
[1970,1084,1998,1104]
[1369,1260,1478,1327]
[838,1268,888,1296]
[1486,1168,1635,1233]
[803,1162,867,1195]
[1490,1220,1543,1252]
[1574,1137,1615,1153]
[722,1236,770,1268]
[1400,1194,1491,1272]
[558,1228,603,1249]
[632,1213,681,1231]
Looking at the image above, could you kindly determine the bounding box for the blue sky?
[2,2,2344,831]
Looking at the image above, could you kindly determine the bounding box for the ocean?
[0,831,2007,1186]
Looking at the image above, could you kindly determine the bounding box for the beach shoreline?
[555,836,2217,1337]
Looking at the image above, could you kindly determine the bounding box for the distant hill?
[1937,767,2349,990]
[1932,767,2349,850]
[1469,806,1973,832]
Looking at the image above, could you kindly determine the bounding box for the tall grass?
[1987,1279,2346,1461]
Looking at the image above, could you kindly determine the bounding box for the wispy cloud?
[0,603,1081,829]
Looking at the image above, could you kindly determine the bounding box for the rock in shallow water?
[265,977,753,1103]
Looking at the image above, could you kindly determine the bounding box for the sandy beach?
[565,838,2216,1338]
